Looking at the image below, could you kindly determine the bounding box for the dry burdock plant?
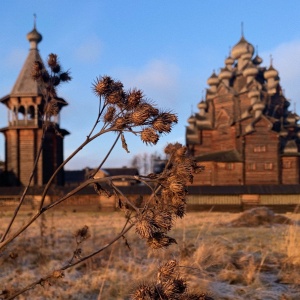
[132,260,214,300]
[0,54,207,299]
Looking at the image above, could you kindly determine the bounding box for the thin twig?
[110,182,139,213]
[7,222,135,300]
[89,132,121,179]
[38,127,113,210]
[0,132,45,243]
[0,175,146,251]
[87,96,106,138]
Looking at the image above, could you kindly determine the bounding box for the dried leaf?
[121,133,130,153]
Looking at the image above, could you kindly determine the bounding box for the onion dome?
[286,112,299,124]
[27,28,42,43]
[26,19,42,50]
[187,114,195,124]
[218,67,231,80]
[248,87,260,99]
[243,62,258,77]
[252,54,263,65]
[207,71,219,86]
[264,64,278,80]
[252,102,265,112]
[241,52,252,61]
[231,36,254,59]
[245,123,255,134]
[197,100,207,110]
[225,55,234,66]
[279,129,288,137]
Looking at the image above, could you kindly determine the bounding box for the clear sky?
[1,1,300,170]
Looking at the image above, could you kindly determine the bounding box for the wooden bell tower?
[0,23,69,186]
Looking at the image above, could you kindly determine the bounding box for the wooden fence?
[1,193,300,213]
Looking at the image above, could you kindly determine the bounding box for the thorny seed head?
[75,225,90,243]
[147,232,177,249]
[160,112,178,124]
[168,180,185,194]
[32,54,71,101]
[136,218,154,239]
[127,88,144,110]
[131,283,154,300]
[60,71,72,82]
[135,210,155,239]
[164,142,183,155]
[107,90,125,106]
[172,202,186,218]
[52,75,60,86]
[140,127,159,145]
[47,53,58,67]
[41,70,50,83]
[114,117,127,129]
[153,210,173,232]
[47,53,61,73]
[92,75,114,97]
[175,146,187,158]
[172,166,193,184]
[52,64,61,73]
[110,80,124,94]
[152,117,172,133]
[163,277,187,297]
[157,260,177,280]
[104,106,116,123]
[161,188,173,203]
[139,103,159,117]
[130,108,152,126]
[33,60,43,71]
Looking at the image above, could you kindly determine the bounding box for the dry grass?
[0,208,300,299]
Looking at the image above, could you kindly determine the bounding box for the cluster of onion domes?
[187,33,300,148]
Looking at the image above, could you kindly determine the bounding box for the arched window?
[18,105,25,120]
[27,105,35,120]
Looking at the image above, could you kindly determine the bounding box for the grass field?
[0,208,300,299]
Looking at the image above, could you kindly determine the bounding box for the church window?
[264,162,273,170]
[226,163,234,170]
[283,161,292,169]
[253,145,266,153]
[27,105,35,120]
[248,163,256,170]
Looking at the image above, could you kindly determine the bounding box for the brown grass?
[0,209,300,299]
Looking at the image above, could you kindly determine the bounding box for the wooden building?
[0,24,69,186]
[186,34,300,186]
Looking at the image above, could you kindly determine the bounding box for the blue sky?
[1,1,300,170]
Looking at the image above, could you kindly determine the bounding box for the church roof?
[10,49,44,97]
[11,21,44,97]
[1,22,68,109]
[195,149,243,162]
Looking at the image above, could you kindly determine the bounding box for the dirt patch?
[227,207,295,227]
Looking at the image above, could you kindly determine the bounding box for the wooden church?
[186,34,300,186]
[0,23,69,186]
